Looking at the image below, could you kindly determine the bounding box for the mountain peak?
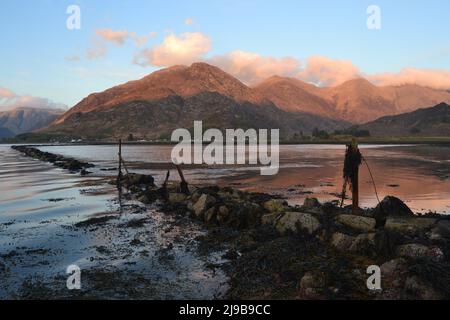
[56,62,261,123]
[334,77,376,89]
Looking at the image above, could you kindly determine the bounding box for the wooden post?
[160,170,170,200]
[117,139,122,185]
[350,138,360,215]
[175,164,190,194]
[117,139,123,208]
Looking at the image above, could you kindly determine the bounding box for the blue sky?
[1,0,450,108]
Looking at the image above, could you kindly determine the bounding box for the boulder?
[381,258,407,277]
[193,194,216,218]
[251,203,267,227]
[263,199,288,213]
[349,233,376,253]
[372,196,414,225]
[385,217,436,234]
[137,195,150,204]
[123,173,155,187]
[298,271,326,298]
[204,207,217,224]
[396,243,444,262]
[330,232,355,251]
[303,197,320,208]
[404,276,444,300]
[261,213,281,226]
[336,214,376,232]
[275,212,321,235]
[429,220,450,239]
[217,205,230,224]
[168,193,187,204]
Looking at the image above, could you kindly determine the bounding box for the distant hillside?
[41,63,450,141]
[355,103,450,137]
[0,107,64,137]
[43,92,347,140]
[254,77,450,123]
[0,126,15,138]
[43,63,348,140]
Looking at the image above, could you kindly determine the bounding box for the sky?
[1,0,450,109]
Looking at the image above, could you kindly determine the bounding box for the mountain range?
[0,107,64,138]
[34,62,450,140]
[355,102,450,137]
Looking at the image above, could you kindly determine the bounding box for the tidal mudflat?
[1,143,449,299]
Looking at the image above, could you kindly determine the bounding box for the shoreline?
[4,145,450,299]
[3,136,450,146]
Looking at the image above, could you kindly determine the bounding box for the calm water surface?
[29,143,450,214]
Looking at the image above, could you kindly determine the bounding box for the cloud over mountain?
[131,31,450,90]
[0,88,67,111]
[134,32,211,67]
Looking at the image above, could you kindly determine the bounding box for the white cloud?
[133,32,211,67]
[0,88,67,111]
[210,51,300,84]
[368,68,450,90]
[86,29,156,60]
[80,28,450,90]
[95,29,130,46]
[297,56,362,87]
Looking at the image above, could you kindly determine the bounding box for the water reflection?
[20,143,450,215]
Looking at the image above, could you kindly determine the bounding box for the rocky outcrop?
[385,217,436,234]
[11,145,94,174]
[372,196,415,226]
[335,214,376,232]
[275,212,321,235]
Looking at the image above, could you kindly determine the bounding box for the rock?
[298,271,326,298]
[237,233,257,248]
[263,199,288,213]
[123,173,155,187]
[261,213,281,226]
[396,244,444,262]
[330,232,355,251]
[205,207,217,224]
[193,194,216,219]
[275,212,321,235]
[168,192,187,204]
[217,205,230,224]
[137,195,150,204]
[303,197,320,208]
[349,233,376,252]
[385,217,436,234]
[244,203,265,227]
[404,276,443,300]
[336,214,376,232]
[396,243,428,259]
[372,196,414,225]
[426,247,445,262]
[429,220,450,239]
[381,258,407,277]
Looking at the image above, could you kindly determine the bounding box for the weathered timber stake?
[117,139,123,208]
[160,170,170,200]
[175,165,190,194]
